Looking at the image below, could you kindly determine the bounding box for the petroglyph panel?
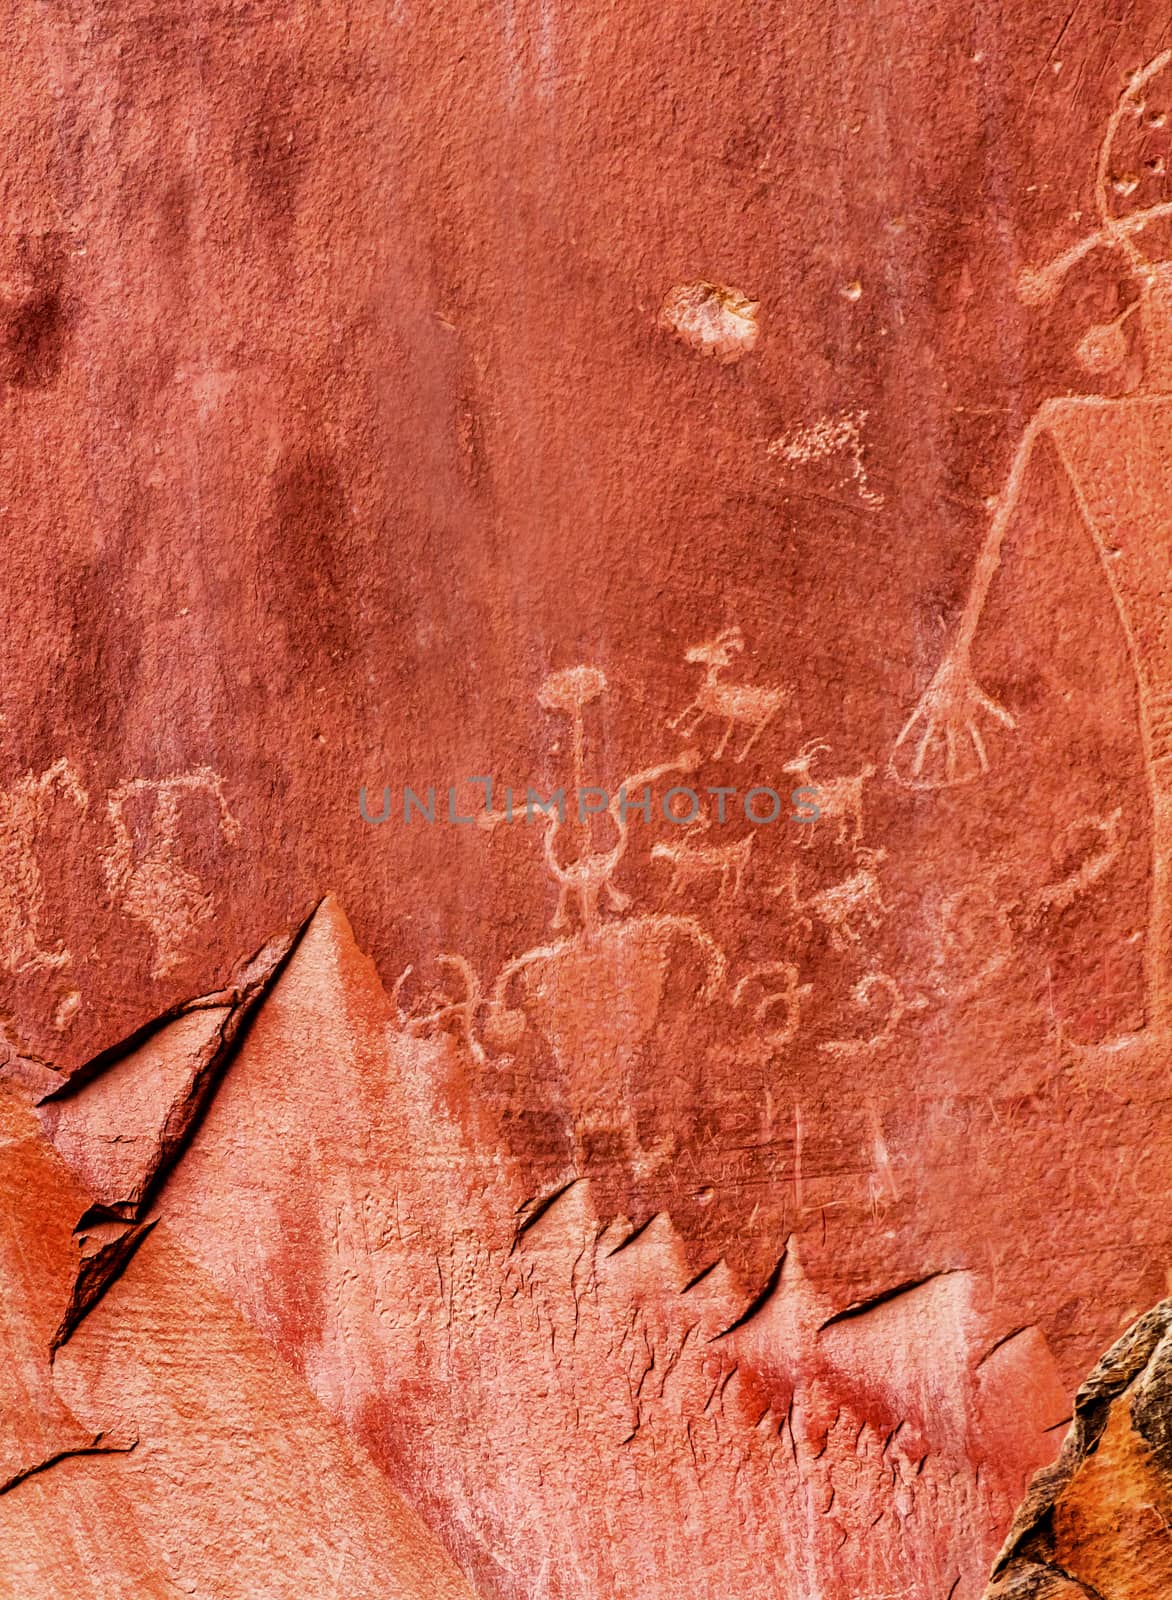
[0,10,1170,1600]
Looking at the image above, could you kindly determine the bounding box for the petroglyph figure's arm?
[890,412,1053,789]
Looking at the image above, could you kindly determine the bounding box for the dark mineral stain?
[0,285,68,388]
[235,64,316,240]
[263,445,357,672]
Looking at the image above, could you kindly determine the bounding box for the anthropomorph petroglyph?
[891,50,1172,1038]
[668,627,787,762]
[0,758,88,975]
[400,663,736,1172]
[102,769,240,979]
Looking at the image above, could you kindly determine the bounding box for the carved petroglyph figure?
[1027,805,1125,918]
[102,769,240,979]
[668,627,786,762]
[820,973,926,1057]
[731,961,811,1054]
[534,667,633,931]
[392,955,486,1063]
[767,409,883,508]
[891,52,1172,1035]
[780,739,874,848]
[484,914,726,1056]
[773,848,889,953]
[803,848,889,951]
[651,812,754,903]
[0,758,88,974]
[485,913,726,1170]
[936,810,1125,1003]
[449,664,733,1170]
[476,663,719,961]
[483,666,700,934]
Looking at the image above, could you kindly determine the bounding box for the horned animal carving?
[668,627,786,762]
[780,740,873,848]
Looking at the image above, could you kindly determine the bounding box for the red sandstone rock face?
[2,5,1172,1596]
[21,901,1073,1598]
[985,1299,1172,1598]
[0,1080,479,1597]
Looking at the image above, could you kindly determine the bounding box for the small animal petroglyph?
[806,848,889,950]
[766,409,883,507]
[0,758,88,975]
[669,627,786,763]
[780,740,874,848]
[658,281,760,364]
[773,848,889,952]
[102,769,240,979]
[651,814,754,903]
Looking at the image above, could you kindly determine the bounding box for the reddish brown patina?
[1,8,1171,1597]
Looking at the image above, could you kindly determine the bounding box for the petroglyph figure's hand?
[890,652,1016,789]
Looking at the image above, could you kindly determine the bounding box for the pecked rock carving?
[891,50,1172,1050]
[27,898,1073,1600]
[0,17,1170,1600]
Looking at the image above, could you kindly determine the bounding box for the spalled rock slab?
[0,1088,123,1497]
[0,1082,481,1600]
[40,1005,231,1214]
[47,898,1074,1599]
[985,1299,1172,1599]
[38,924,296,1219]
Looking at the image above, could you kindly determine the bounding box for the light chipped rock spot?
[658,281,760,364]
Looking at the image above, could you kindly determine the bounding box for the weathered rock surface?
[34,898,1072,1598]
[0,1077,481,1598]
[984,1299,1172,1600]
[2,4,1172,1595]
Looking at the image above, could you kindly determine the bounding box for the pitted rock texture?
[1,5,1172,1597]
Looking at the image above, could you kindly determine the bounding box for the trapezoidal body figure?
[891,50,1172,1039]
